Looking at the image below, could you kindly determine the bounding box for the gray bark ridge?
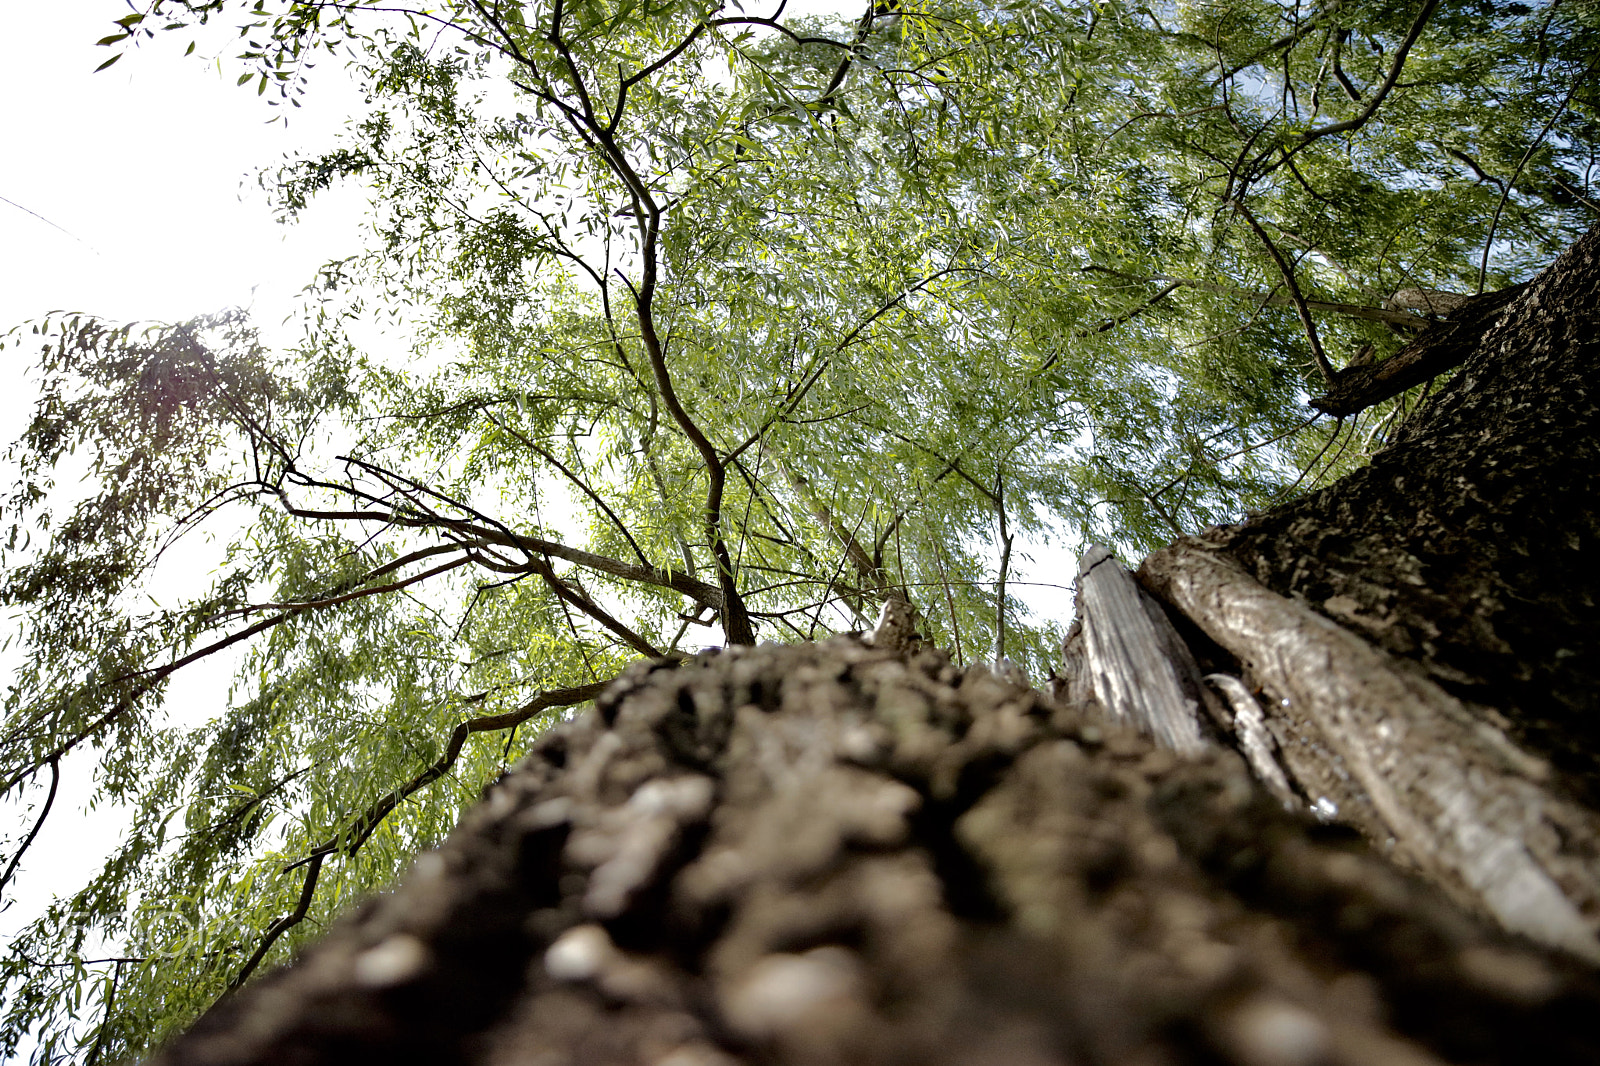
[1142,543,1600,963]
[153,641,1600,1066]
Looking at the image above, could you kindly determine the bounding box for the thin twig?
[84,959,126,1066]
[993,472,1013,663]
[1234,200,1335,384]
[1477,57,1597,293]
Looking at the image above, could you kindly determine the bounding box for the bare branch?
[763,442,883,592]
[1311,284,1528,415]
[729,264,975,464]
[1209,0,1350,85]
[219,554,476,619]
[530,560,664,657]
[1035,280,1184,378]
[993,473,1013,663]
[1234,200,1336,384]
[634,221,755,643]
[270,489,722,608]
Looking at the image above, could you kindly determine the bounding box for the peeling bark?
[1202,674,1296,808]
[1141,543,1600,962]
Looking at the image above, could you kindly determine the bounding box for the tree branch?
[1234,200,1336,384]
[1477,56,1597,293]
[296,679,611,864]
[225,851,325,995]
[271,489,722,609]
[529,559,664,658]
[1083,267,1424,327]
[763,442,884,593]
[0,756,59,898]
[634,223,755,643]
[1253,0,1440,179]
[484,412,653,568]
[1310,284,1528,415]
[994,473,1013,664]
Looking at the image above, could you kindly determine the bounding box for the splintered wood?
[1073,546,1205,755]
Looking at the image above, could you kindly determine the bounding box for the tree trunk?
[149,226,1600,1066]
[1139,221,1600,960]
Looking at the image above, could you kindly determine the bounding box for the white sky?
[0,4,366,334]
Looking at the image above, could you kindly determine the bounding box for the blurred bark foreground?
[153,227,1600,1065]
[152,640,1600,1066]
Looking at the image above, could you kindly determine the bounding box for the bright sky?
[0,4,366,333]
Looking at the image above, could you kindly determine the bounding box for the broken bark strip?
[1140,540,1600,963]
[152,641,1600,1066]
[1073,546,1206,755]
[1203,673,1297,808]
[1309,283,1527,415]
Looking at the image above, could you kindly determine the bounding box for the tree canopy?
[2,0,1596,1059]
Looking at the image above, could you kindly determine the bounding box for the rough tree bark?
[1140,221,1600,962]
[149,225,1600,1065]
